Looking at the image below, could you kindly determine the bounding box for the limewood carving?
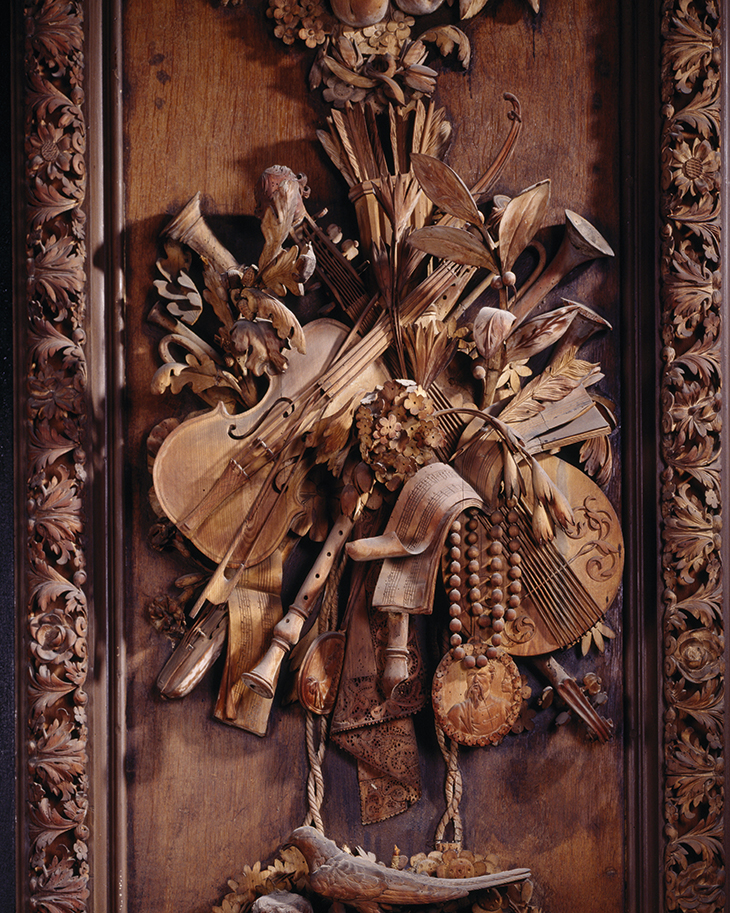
[143,8,626,910]
[20,1,91,911]
[659,1,724,910]
[15,0,725,911]
[284,826,530,913]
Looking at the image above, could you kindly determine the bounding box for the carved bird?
[285,826,531,913]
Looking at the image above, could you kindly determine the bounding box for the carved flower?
[29,611,78,663]
[27,122,75,180]
[359,10,414,55]
[299,17,326,46]
[672,629,724,682]
[323,72,368,107]
[268,0,301,23]
[356,380,445,489]
[668,138,721,197]
[664,380,721,446]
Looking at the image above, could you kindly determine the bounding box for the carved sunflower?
[667,137,721,197]
[27,122,75,180]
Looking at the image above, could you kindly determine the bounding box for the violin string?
[507,528,588,643]
[509,515,599,640]
[509,498,602,627]
[504,501,602,636]
[477,504,600,645]
[474,509,569,647]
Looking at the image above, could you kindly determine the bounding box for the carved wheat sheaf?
[23,0,90,910]
[660,1,724,910]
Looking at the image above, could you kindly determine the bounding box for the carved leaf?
[29,799,78,850]
[28,853,89,913]
[237,289,306,353]
[151,357,243,408]
[28,176,84,228]
[323,55,377,89]
[203,266,235,330]
[504,301,578,362]
[411,154,481,225]
[29,320,85,368]
[26,73,81,124]
[29,424,79,472]
[155,238,191,282]
[666,730,722,817]
[32,470,83,564]
[408,225,497,272]
[498,180,550,273]
[229,319,288,376]
[28,234,85,309]
[662,248,716,338]
[260,245,304,297]
[500,360,600,424]
[29,718,87,797]
[419,26,471,67]
[671,81,720,138]
[29,676,77,728]
[29,563,86,614]
[459,0,490,18]
[663,6,715,93]
[670,336,721,385]
[153,270,203,325]
[30,0,84,67]
[579,434,613,487]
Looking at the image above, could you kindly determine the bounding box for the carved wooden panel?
[13,1,725,913]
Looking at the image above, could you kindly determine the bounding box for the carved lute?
[453,442,623,656]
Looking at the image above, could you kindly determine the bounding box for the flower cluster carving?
[22,0,90,910]
[660,2,724,910]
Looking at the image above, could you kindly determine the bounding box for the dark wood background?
[121,2,625,911]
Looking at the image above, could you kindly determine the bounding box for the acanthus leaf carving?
[660,1,724,909]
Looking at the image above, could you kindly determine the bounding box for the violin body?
[153,319,387,568]
[454,441,623,656]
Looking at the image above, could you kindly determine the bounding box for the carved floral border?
[659,1,725,911]
[14,0,726,911]
[20,0,91,910]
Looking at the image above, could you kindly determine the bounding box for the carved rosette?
[22,1,90,910]
[659,2,724,910]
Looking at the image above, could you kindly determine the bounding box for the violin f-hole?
[227,396,296,440]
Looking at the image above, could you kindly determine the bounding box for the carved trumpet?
[164,191,239,274]
[242,512,355,699]
[509,210,614,325]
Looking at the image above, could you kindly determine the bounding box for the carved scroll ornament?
[660,2,725,910]
[21,0,90,911]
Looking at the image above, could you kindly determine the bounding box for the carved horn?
[164,191,239,274]
[510,210,614,325]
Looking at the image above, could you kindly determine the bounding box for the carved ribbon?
[213,552,285,736]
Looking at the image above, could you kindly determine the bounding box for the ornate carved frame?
[11,0,726,911]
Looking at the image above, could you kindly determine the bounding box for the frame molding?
[13,0,725,910]
[658,2,725,910]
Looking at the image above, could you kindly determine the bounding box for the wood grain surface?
[121,2,623,911]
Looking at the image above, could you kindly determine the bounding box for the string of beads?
[445,504,523,664]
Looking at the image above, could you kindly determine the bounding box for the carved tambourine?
[432,645,522,746]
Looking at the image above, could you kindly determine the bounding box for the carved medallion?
[432,645,521,746]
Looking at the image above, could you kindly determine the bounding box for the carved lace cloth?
[331,563,426,823]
